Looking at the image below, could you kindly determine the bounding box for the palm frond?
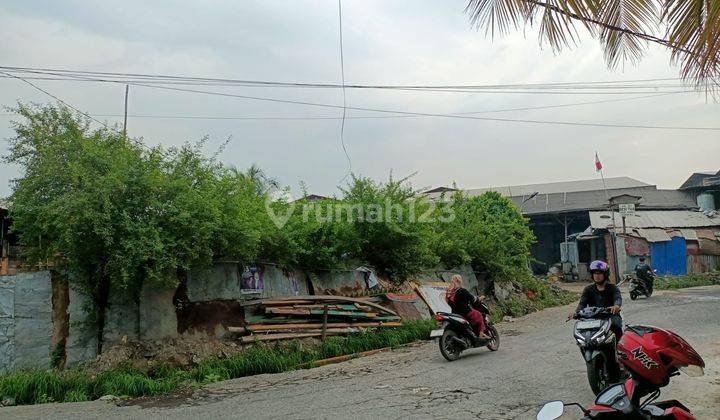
[466,0,530,37]
[596,0,658,68]
[664,0,720,91]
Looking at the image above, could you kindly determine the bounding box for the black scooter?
[432,299,500,361]
[571,307,624,395]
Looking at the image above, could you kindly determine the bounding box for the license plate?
[576,320,603,330]
[430,329,444,338]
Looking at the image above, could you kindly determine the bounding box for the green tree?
[438,191,535,282]
[4,103,268,350]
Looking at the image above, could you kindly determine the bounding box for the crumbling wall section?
[139,282,178,341]
[0,275,15,371]
[66,286,97,367]
[10,271,54,369]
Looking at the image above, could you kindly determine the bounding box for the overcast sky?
[1,0,718,198]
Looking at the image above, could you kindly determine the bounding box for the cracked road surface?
[3,285,719,419]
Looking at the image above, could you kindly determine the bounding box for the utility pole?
[122,85,129,139]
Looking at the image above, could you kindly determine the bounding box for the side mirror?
[537,401,564,420]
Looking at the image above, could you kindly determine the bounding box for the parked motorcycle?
[538,324,705,419]
[571,306,623,395]
[432,299,500,361]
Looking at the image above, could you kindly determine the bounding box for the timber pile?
[229,295,401,343]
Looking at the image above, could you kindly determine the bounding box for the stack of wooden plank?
[229,295,401,343]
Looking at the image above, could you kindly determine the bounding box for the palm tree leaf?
[663,0,720,90]
[596,0,659,68]
[466,0,531,37]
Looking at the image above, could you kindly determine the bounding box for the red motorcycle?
[537,324,705,419]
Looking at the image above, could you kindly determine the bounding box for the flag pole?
[596,151,620,283]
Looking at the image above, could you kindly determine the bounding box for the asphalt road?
[3,285,719,420]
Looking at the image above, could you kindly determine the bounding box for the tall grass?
[0,320,434,406]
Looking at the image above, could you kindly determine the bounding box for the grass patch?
[655,272,720,290]
[490,277,577,323]
[0,320,434,406]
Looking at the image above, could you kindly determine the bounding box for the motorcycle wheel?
[486,325,500,351]
[587,357,609,395]
[439,330,462,361]
[630,291,638,300]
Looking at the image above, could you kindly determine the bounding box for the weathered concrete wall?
[187,263,310,302]
[8,271,54,369]
[187,262,243,302]
[139,282,178,341]
[66,287,97,367]
[0,276,15,370]
[103,285,140,344]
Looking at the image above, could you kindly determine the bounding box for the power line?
[2,68,717,131]
[0,71,153,150]
[53,75,719,131]
[0,70,114,130]
[337,0,351,184]
[0,92,687,121]
[0,65,692,92]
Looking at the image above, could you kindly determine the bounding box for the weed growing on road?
[0,321,434,406]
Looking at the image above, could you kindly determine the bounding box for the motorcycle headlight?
[591,325,610,342]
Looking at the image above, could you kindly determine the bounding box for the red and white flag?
[595,152,603,172]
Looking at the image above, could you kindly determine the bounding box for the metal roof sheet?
[679,229,699,241]
[514,188,696,215]
[458,177,650,197]
[590,210,720,229]
[637,228,671,242]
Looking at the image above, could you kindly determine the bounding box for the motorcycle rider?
[445,275,490,339]
[634,256,654,294]
[568,260,623,339]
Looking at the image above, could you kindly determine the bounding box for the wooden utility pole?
[122,85,129,139]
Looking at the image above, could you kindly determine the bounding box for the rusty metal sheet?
[698,238,720,256]
[688,254,720,273]
[624,236,650,256]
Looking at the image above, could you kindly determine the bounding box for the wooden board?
[261,295,398,316]
[228,321,403,333]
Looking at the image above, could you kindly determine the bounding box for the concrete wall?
[0,271,54,371]
[65,287,97,367]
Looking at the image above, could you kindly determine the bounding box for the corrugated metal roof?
[590,210,720,229]
[514,188,696,215]
[679,229,699,240]
[461,177,650,197]
[424,177,651,200]
[0,198,8,211]
[679,171,720,189]
[637,228,672,242]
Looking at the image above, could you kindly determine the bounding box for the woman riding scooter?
[445,275,490,340]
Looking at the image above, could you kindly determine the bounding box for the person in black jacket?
[635,256,654,293]
[568,260,623,339]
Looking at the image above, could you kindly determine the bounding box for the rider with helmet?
[568,260,623,339]
[635,256,655,294]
